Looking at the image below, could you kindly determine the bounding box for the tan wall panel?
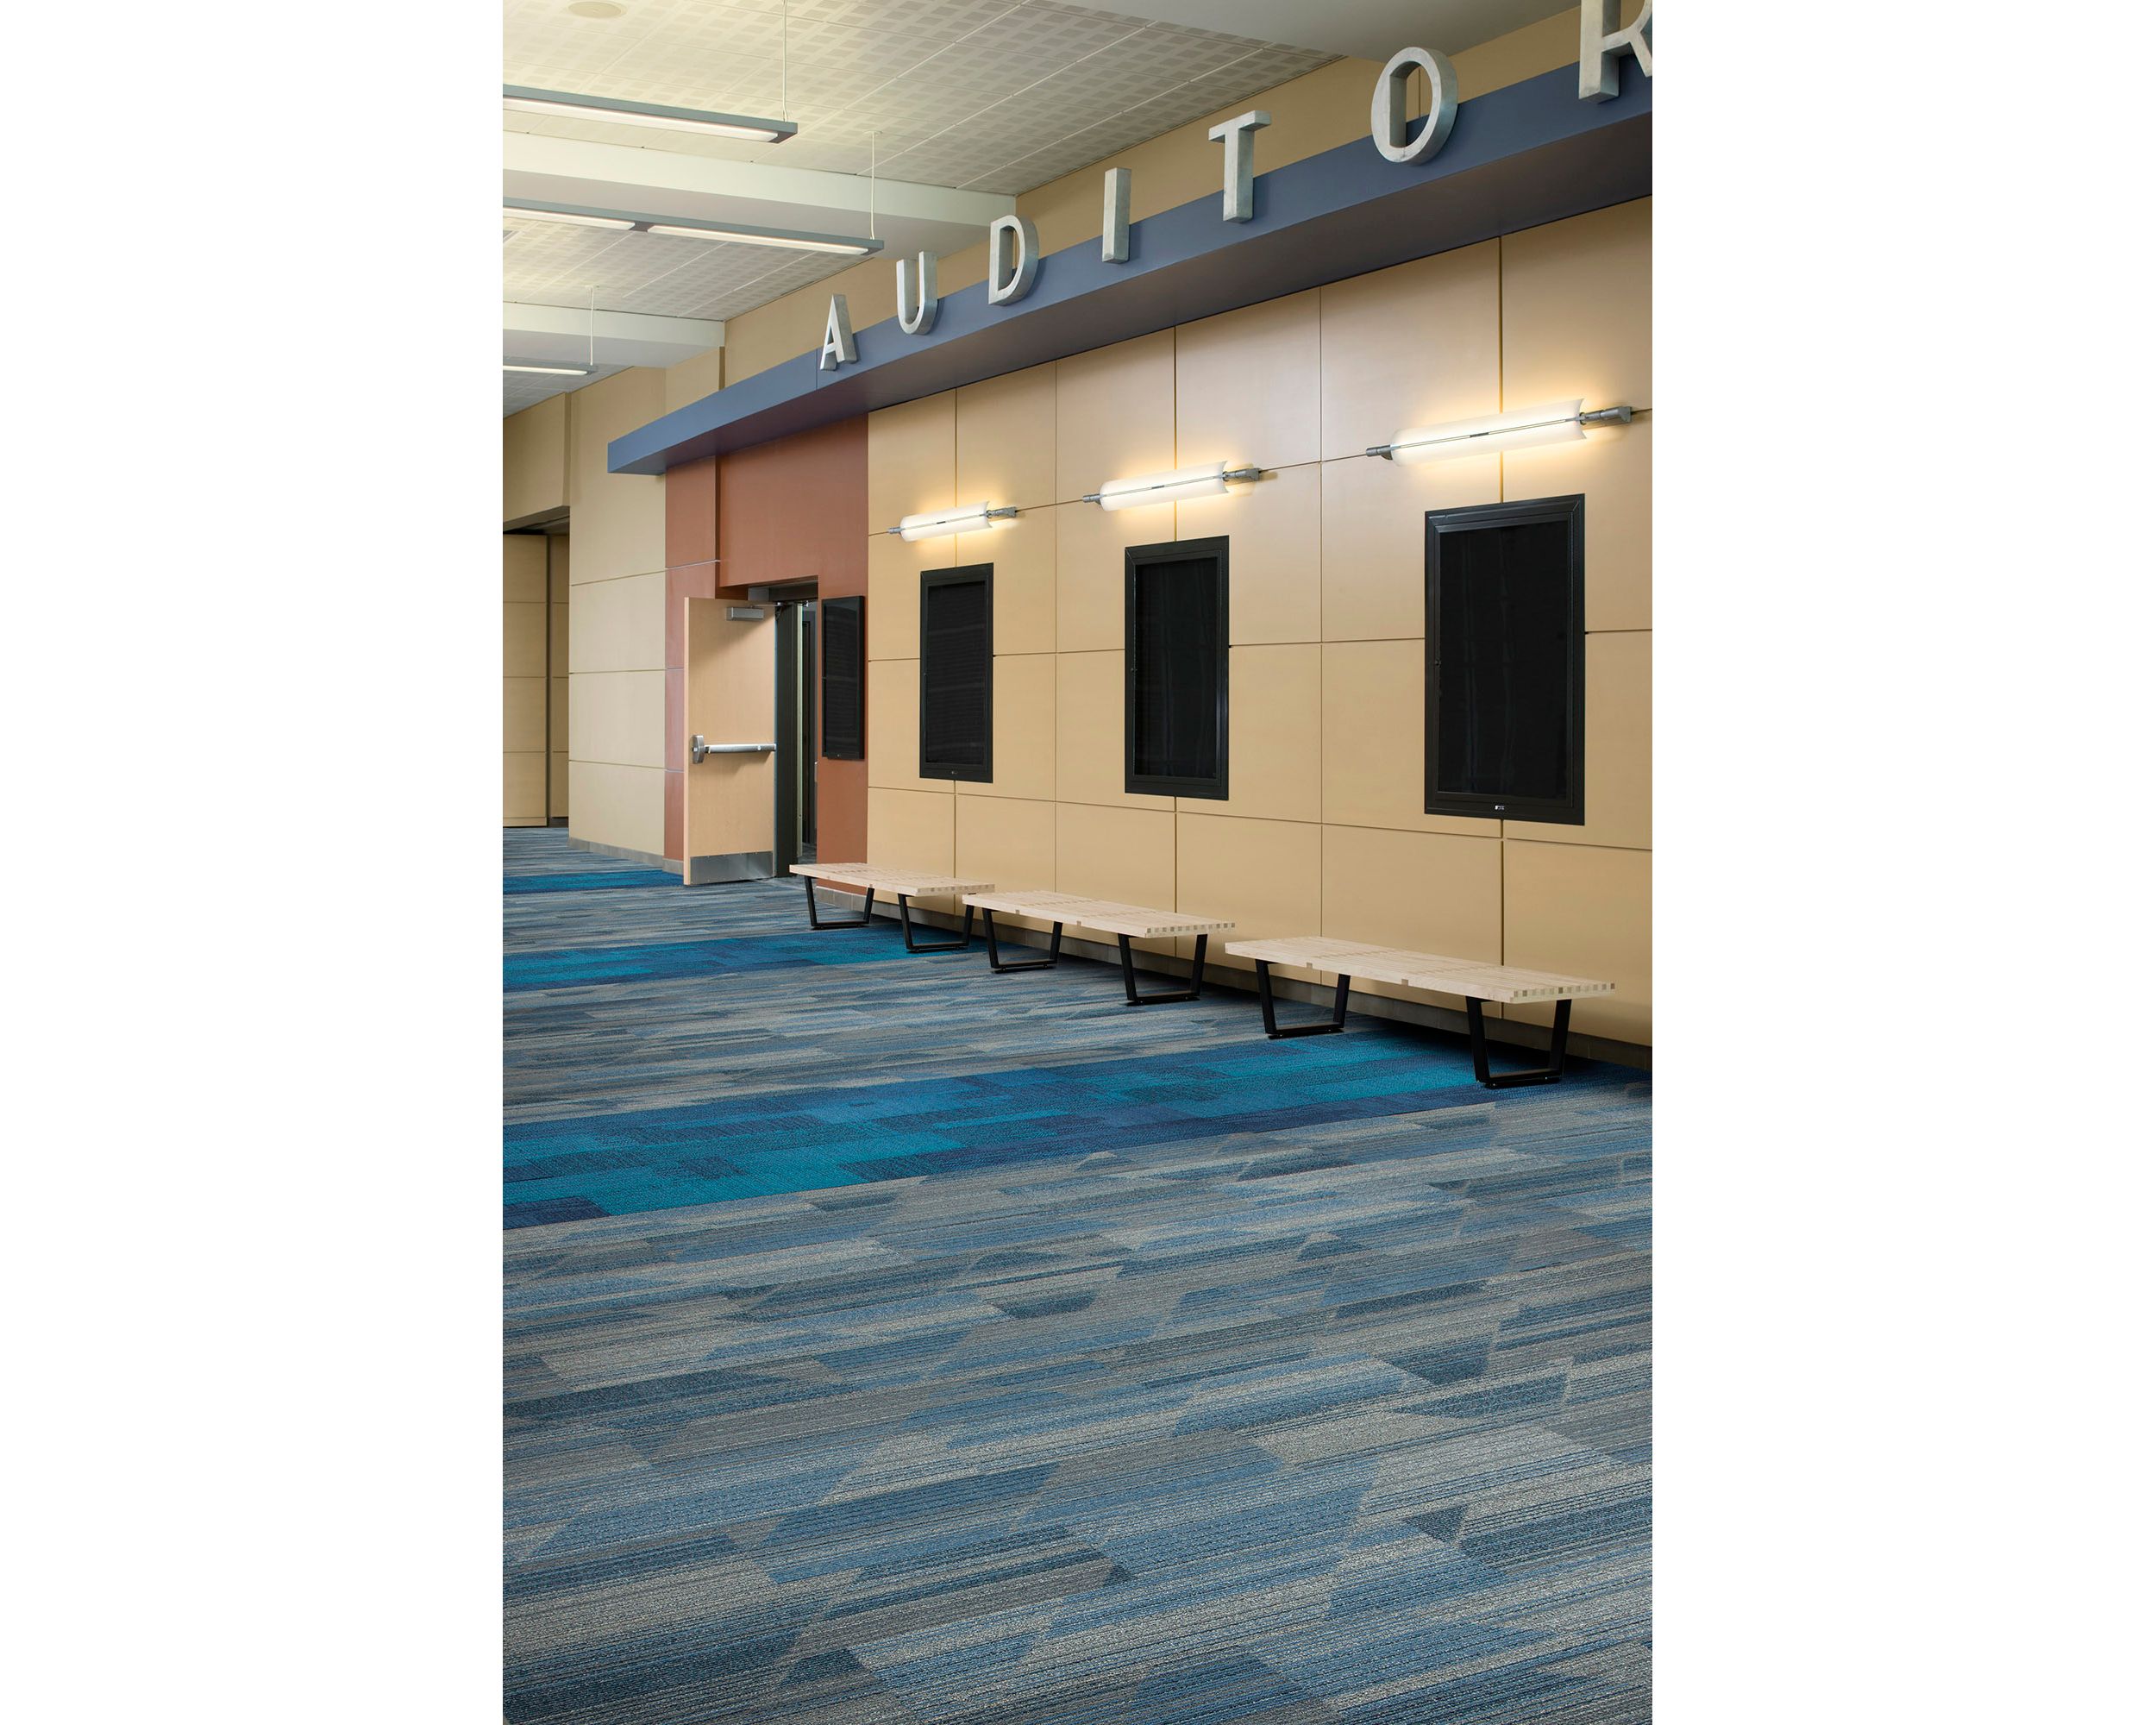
[1056,651,1175,812]
[548,751,567,818]
[567,668,667,769]
[567,760,666,856]
[1175,289,1320,471]
[957,515,1053,656]
[867,392,955,530]
[1319,452,1500,641]
[503,394,567,523]
[1501,198,1651,415]
[1055,802,1175,914]
[503,536,547,601]
[956,363,1056,511]
[1188,644,1319,823]
[1323,825,1504,1006]
[504,603,548,678]
[567,369,667,581]
[1319,242,1501,461]
[548,677,569,754]
[1503,840,1651,1044]
[1320,639,1489,837]
[867,659,936,792]
[868,531,953,661]
[1175,812,1321,973]
[1054,499,1174,654]
[955,797,1057,912]
[665,348,724,411]
[504,751,548,824]
[549,537,570,602]
[549,602,569,676]
[1056,331,1175,506]
[962,653,1056,802]
[568,571,667,674]
[1506,631,1651,851]
[1501,416,1651,634]
[867,787,956,873]
[1176,463,1319,646]
[504,677,548,755]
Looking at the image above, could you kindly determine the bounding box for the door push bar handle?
[690,735,778,763]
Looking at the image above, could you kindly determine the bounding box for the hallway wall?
[503,534,548,826]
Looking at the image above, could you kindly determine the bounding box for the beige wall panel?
[504,603,548,678]
[1323,825,1503,1006]
[957,514,1053,656]
[867,529,953,662]
[867,392,955,530]
[1320,639,1490,837]
[504,677,548,755]
[1319,242,1501,461]
[568,570,667,674]
[1501,416,1651,633]
[1175,289,1321,472]
[956,363,1056,511]
[1056,330,1175,506]
[961,653,1056,802]
[548,751,567,817]
[567,760,666,856]
[567,668,667,769]
[867,787,955,874]
[548,677,569,754]
[549,602,569,676]
[867,659,935,792]
[1175,813,1321,974]
[664,348,724,411]
[503,536,547,601]
[549,538,570,603]
[1055,804,1175,934]
[567,369,667,581]
[1175,462,1320,646]
[1319,452,1501,641]
[504,751,548,824]
[955,797,1058,917]
[1501,198,1651,415]
[1506,631,1651,851]
[1056,651,1175,812]
[1185,644,1319,823]
[1054,499,1174,654]
[1503,840,1651,1044]
[503,394,567,524]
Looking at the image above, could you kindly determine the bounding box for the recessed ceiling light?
[565,2,624,17]
[502,85,797,143]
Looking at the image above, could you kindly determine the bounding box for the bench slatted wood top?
[789,862,994,952]
[959,891,1235,1005]
[1221,935,1614,1088]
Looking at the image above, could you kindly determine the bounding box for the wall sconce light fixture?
[1083,461,1263,508]
[887,504,1019,541]
[1368,400,1633,463]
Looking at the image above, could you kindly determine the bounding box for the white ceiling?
[1095,2,1576,63]
[503,0,1344,412]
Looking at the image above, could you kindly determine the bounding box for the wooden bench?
[962,890,1235,1006]
[1222,936,1615,1088]
[788,863,995,952]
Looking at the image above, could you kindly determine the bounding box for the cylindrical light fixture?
[1372,399,1617,463]
[1087,461,1263,508]
[503,85,798,144]
[891,504,1018,542]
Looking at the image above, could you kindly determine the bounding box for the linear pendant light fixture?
[1368,400,1633,462]
[887,504,1018,541]
[1084,461,1263,509]
[504,363,590,375]
[502,85,798,144]
[501,200,881,257]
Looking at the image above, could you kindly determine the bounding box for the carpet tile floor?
[503,828,1652,1722]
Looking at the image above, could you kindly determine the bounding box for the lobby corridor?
[504,830,1652,1722]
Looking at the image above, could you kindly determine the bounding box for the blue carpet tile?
[502,827,1652,1723]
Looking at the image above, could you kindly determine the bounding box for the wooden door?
[682,598,776,884]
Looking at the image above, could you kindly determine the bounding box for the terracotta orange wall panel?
[818,759,868,862]
[665,455,719,570]
[721,417,868,590]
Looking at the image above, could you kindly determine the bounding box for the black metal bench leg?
[897,894,975,953]
[805,875,874,929]
[984,910,1062,973]
[1464,997,1572,1088]
[1119,933,1206,1006]
[1256,962,1351,1038]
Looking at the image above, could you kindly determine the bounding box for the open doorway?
[774,593,818,873]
